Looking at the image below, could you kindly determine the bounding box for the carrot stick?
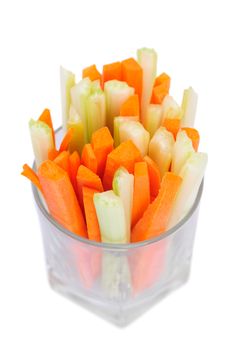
[83,186,101,242]
[76,165,104,210]
[59,128,74,152]
[131,172,182,242]
[151,73,171,104]
[103,140,142,190]
[91,127,114,177]
[102,61,122,84]
[181,127,200,151]
[81,143,98,174]
[121,58,143,100]
[144,156,161,198]
[48,149,59,161]
[162,117,181,138]
[54,151,70,175]
[38,108,55,145]
[21,163,42,192]
[119,94,140,117]
[155,72,171,88]
[38,160,87,237]
[131,162,150,227]
[69,151,80,196]
[82,64,102,81]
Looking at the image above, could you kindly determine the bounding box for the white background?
[0,0,232,349]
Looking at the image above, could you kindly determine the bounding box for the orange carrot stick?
[102,61,122,84]
[181,127,200,151]
[21,163,42,192]
[38,108,55,145]
[59,128,74,152]
[69,151,80,196]
[120,94,140,117]
[82,64,102,81]
[48,149,59,161]
[103,140,142,190]
[144,156,161,198]
[131,172,182,242]
[76,165,104,210]
[155,72,171,88]
[121,58,143,100]
[38,160,87,237]
[131,162,150,227]
[162,118,181,138]
[81,143,98,174]
[91,127,114,177]
[151,72,171,104]
[54,151,70,175]
[83,186,101,242]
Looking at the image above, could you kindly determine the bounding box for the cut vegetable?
[60,66,75,132]
[171,130,194,175]
[162,95,183,122]
[83,186,101,242]
[86,87,106,141]
[181,127,200,151]
[104,80,134,133]
[59,128,74,152]
[21,163,42,192]
[162,117,181,138]
[121,58,142,100]
[146,104,162,138]
[103,140,142,190]
[94,191,127,243]
[181,87,198,127]
[38,108,55,145]
[91,127,114,177]
[151,72,170,104]
[114,116,139,147]
[67,105,85,154]
[137,48,158,126]
[131,162,150,227]
[131,172,182,242]
[144,156,161,198]
[149,127,175,178]
[102,61,122,84]
[69,151,80,196]
[119,121,150,157]
[120,94,140,117]
[54,150,70,175]
[29,119,54,167]
[112,167,134,242]
[82,64,101,82]
[168,152,207,228]
[38,160,87,237]
[48,149,59,161]
[81,143,98,174]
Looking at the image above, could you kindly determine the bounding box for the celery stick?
[137,48,158,126]
[171,130,194,175]
[168,152,207,228]
[181,87,198,127]
[162,95,183,121]
[86,88,106,142]
[29,119,54,168]
[149,126,175,178]
[70,78,91,142]
[94,191,127,244]
[146,104,162,138]
[60,66,75,132]
[114,116,139,147]
[119,121,150,157]
[67,105,85,154]
[104,80,134,133]
[113,167,134,242]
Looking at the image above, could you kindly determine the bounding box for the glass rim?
[32,128,204,251]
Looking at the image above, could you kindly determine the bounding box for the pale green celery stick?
[146,104,162,138]
[181,87,198,127]
[113,167,134,242]
[171,130,195,175]
[119,121,150,157]
[162,95,183,121]
[70,78,91,142]
[137,48,158,126]
[29,119,54,168]
[93,191,127,244]
[101,252,131,299]
[86,89,106,142]
[91,79,101,92]
[104,80,134,134]
[149,126,175,178]
[67,105,85,154]
[60,66,75,132]
[168,152,207,228]
[114,116,139,147]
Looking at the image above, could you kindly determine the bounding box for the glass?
[32,129,203,326]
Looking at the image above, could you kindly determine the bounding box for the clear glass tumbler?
[32,129,203,327]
